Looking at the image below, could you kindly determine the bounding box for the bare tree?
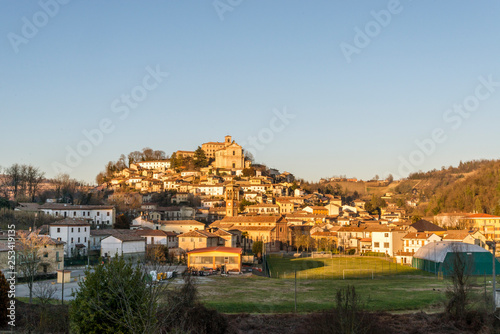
[16,229,50,303]
[33,280,58,304]
[25,165,45,202]
[445,242,474,321]
[4,164,23,199]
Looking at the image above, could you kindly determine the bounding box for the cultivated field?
[266,255,427,279]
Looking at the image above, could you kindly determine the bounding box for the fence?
[267,255,421,280]
[64,255,100,267]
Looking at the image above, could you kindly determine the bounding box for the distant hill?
[393,159,500,215]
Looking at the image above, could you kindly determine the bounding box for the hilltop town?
[1,135,499,333]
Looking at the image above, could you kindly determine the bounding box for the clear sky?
[1,1,500,184]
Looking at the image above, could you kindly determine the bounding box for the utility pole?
[487,241,496,312]
[294,270,297,313]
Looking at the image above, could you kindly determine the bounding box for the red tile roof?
[187,246,242,254]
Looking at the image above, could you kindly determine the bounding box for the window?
[78,237,80,243]
[84,237,87,243]
[190,238,194,242]
[84,227,87,232]
[78,228,80,233]
[83,212,85,216]
[107,212,110,216]
[384,242,389,248]
[43,252,48,258]
[199,238,202,242]
[55,212,58,216]
[374,242,380,248]
[71,228,74,232]
[57,228,60,233]
[97,212,100,216]
[232,163,235,168]
[232,150,235,156]
[384,233,389,237]
[71,238,74,243]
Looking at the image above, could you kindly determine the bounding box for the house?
[402,232,441,254]
[276,199,294,214]
[89,229,114,254]
[409,220,446,234]
[303,206,329,215]
[324,203,341,216]
[212,215,289,246]
[464,213,500,243]
[101,234,146,260]
[171,192,189,204]
[49,218,91,257]
[310,231,337,251]
[133,229,178,248]
[177,230,219,252]
[135,160,171,170]
[337,226,370,253]
[442,229,487,248]
[8,236,65,274]
[246,204,280,215]
[211,229,238,247]
[370,227,407,257]
[186,246,242,272]
[434,213,467,228]
[40,203,116,226]
[353,199,365,210]
[135,229,169,245]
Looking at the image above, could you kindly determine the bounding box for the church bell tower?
[225,181,239,217]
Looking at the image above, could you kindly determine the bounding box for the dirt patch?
[226,311,494,334]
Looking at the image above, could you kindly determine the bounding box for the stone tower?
[225,181,240,217]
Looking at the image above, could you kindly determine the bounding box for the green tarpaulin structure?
[412,241,500,276]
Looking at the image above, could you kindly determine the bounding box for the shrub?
[0,271,9,327]
[159,275,228,334]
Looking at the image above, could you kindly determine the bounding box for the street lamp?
[486,241,497,311]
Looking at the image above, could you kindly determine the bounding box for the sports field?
[266,255,428,279]
[196,274,448,313]
[193,255,455,313]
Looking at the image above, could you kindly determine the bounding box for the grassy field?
[196,274,448,314]
[266,255,429,279]
[196,256,495,313]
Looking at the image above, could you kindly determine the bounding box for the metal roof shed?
[412,241,500,276]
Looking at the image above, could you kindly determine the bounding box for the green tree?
[241,231,249,254]
[474,198,483,213]
[113,214,131,229]
[252,241,263,257]
[242,167,255,177]
[70,256,161,333]
[0,271,9,327]
[194,146,208,168]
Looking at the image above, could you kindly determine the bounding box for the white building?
[101,234,146,260]
[370,228,406,257]
[40,204,116,226]
[195,185,225,197]
[49,218,91,257]
[135,160,171,170]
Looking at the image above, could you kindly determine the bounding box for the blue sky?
[1,1,500,183]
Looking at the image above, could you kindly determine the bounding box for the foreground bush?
[159,275,228,334]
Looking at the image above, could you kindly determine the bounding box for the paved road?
[15,269,86,301]
[15,265,187,301]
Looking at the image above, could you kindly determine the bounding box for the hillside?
[393,159,500,215]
